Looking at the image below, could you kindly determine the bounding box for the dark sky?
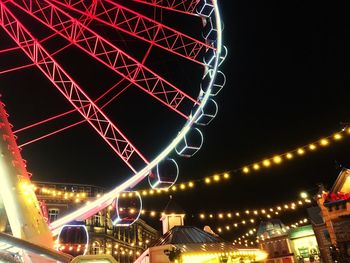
[1,1,350,240]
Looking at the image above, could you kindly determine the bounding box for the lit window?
[93,214,101,226]
[48,208,59,223]
[92,242,101,255]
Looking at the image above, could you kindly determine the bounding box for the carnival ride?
[0,0,227,261]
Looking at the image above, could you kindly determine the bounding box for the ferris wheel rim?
[48,0,224,234]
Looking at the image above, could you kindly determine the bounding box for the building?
[257,219,294,263]
[257,220,321,262]
[33,181,159,263]
[288,225,321,262]
[307,206,332,262]
[135,197,268,263]
[316,168,350,262]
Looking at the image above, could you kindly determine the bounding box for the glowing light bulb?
[273,156,282,164]
[180,184,186,190]
[308,144,316,150]
[334,133,342,140]
[223,173,230,179]
[286,153,293,159]
[320,138,329,146]
[253,164,260,170]
[263,160,271,167]
[243,167,250,174]
[205,178,211,184]
[188,182,194,188]
[213,175,220,181]
[300,192,308,199]
[297,148,305,155]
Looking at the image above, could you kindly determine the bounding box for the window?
[48,208,59,223]
[92,242,101,255]
[93,214,101,226]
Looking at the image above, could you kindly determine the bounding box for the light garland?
[232,218,309,247]
[30,128,349,201]
[241,128,348,174]
[133,127,350,196]
[112,194,312,220]
[32,184,90,202]
[198,198,312,221]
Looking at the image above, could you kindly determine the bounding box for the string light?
[232,218,309,245]
[197,196,310,220]
[33,184,90,200]
[133,127,349,196]
[118,196,308,220]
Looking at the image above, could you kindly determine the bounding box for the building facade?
[257,220,321,263]
[316,168,350,262]
[33,181,159,263]
[257,219,294,263]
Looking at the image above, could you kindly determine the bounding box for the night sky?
[1,1,350,241]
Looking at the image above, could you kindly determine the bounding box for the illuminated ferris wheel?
[0,0,226,236]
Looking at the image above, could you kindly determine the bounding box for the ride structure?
[0,0,226,261]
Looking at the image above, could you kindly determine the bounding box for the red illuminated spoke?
[0,6,97,76]
[0,63,35,75]
[0,2,148,172]
[133,0,200,15]
[49,0,212,65]
[8,0,198,119]
[15,80,133,146]
[0,46,22,54]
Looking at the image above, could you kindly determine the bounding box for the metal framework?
[9,0,198,119]
[0,0,225,240]
[50,0,213,64]
[133,0,200,15]
[0,1,148,172]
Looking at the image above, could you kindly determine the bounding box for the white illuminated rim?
[49,0,224,235]
[57,225,89,255]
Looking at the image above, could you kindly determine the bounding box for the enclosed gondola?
[113,191,142,226]
[57,224,89,257]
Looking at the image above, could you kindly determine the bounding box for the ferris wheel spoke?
[8,0,199,119]
[0,2,149,172]
[16,80,133,147]
[133,0,200,16]
[0,45,22,54]
[49,0,213,65]
[0,62,35,75]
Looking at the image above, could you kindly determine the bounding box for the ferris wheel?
[0,0,226,237]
